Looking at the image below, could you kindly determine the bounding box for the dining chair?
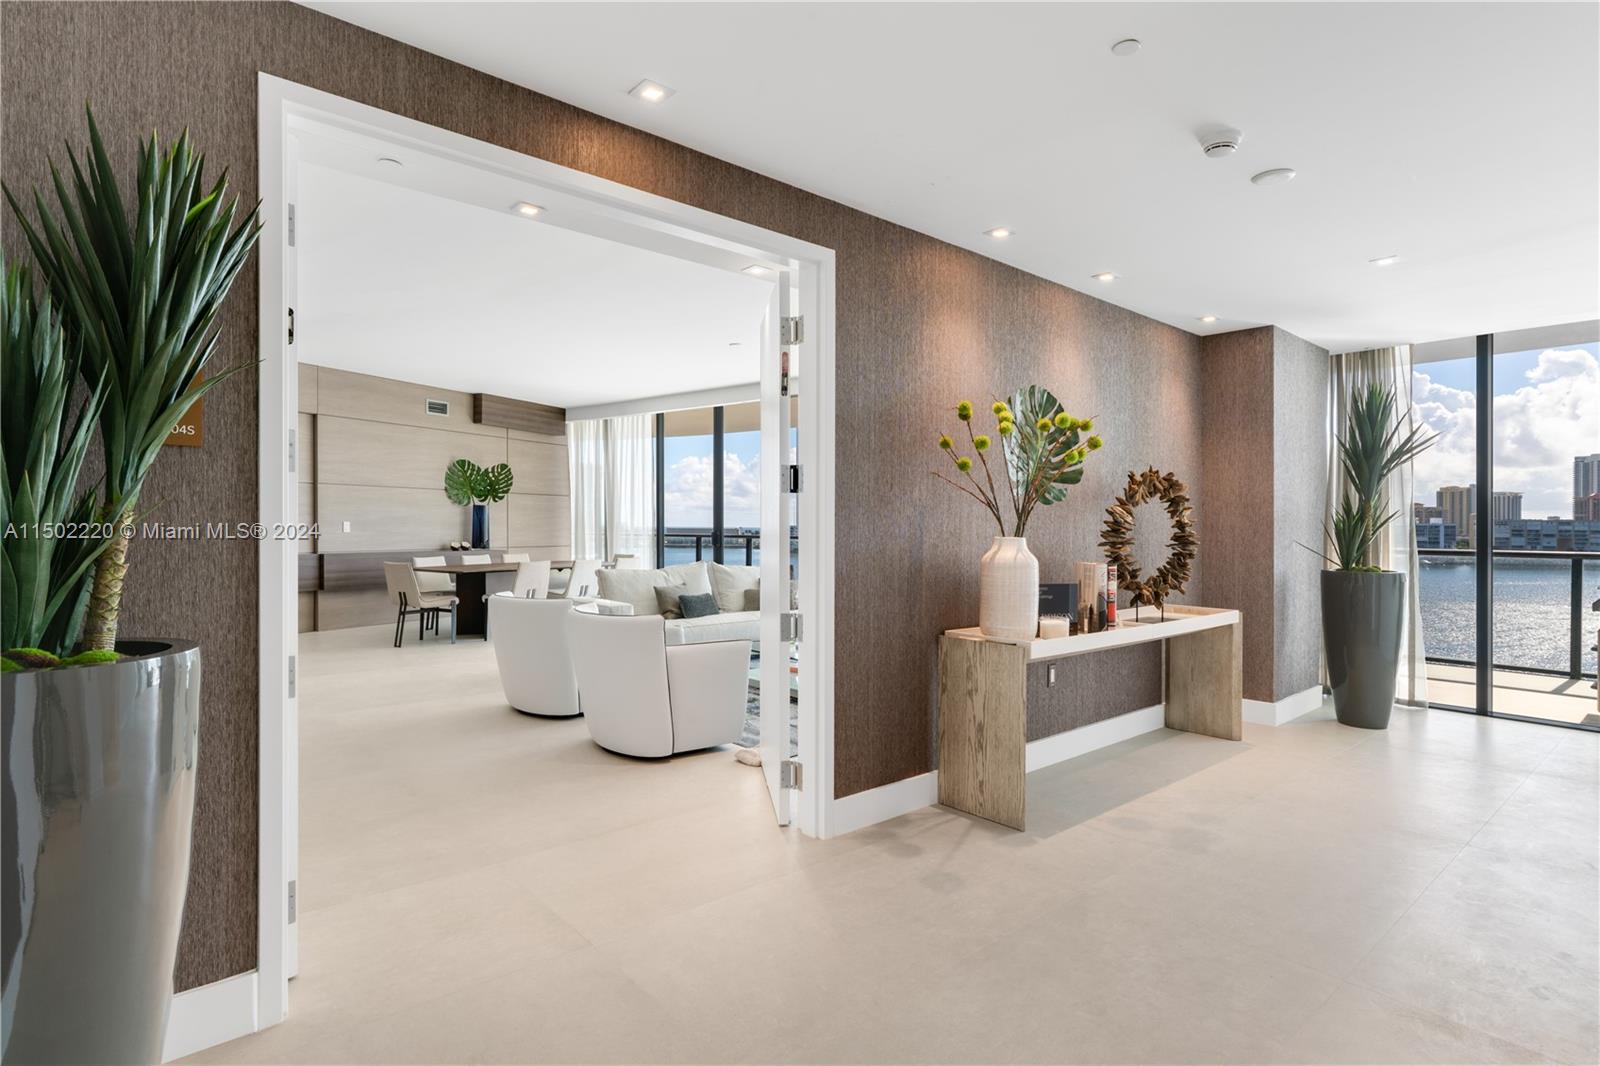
[412,555,454,595]
[501,552,531,564]
[384,562,457,646]
[460,553,493,565]
[562,559,602,599]
[512,560,551,598]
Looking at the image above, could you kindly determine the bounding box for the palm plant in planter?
[1315,381,1436,729]
[1,109,259,1065]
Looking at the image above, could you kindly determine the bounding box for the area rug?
[739,650,799,750]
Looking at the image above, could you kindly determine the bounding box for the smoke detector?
[1197,126,1243,158]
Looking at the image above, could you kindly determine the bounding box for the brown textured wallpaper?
[2,0,1206,989]
[1199,326,1328,704]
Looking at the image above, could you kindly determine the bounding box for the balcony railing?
[663,529,761,565]
[1418,547,1598,681]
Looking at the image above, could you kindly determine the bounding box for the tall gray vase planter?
[2,641,201,1066]
[1321,571,1406,729]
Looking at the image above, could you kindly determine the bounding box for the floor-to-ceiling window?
[660,407,716,565]
[1411,321,1599,728]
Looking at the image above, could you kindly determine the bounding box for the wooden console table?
[937,604,1243,830]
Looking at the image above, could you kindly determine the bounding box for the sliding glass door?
[1410,321,1599,728]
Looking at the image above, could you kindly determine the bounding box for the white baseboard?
[1025,704,1166,772]
[1243,685,1325,726]
[828,704,1169,837]
[162,971,259,1062]
[827,769,939,837]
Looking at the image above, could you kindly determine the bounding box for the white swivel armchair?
[567,610,749,757]
[487,594,580,717]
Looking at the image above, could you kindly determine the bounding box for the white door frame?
[255,72,838,1034]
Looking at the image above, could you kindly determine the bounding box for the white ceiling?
[304,1,1599,352]
[295,148,771,408]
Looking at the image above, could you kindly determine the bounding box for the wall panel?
[2,1,1209,989]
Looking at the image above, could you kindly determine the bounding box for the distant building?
[1494,518,1600,551]
[1576,454,1600,519]
[1578,494,1600,522]
[1412,503,1443,524]
[1415,519,1458,549]
[1490,492,1522,522]
[1436,485,1475,547]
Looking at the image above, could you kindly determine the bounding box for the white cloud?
[1412,346,1600,518]
[663,451,763,528]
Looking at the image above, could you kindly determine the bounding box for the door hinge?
[287,879,297,923]
[781,315,804,345]
[780,611,803,643]
[287,654,297,698]
[287,203,297,248]
[781,759,803,790]
[287,306,295,345]
[287,428,297,474]
[787,463,802,493]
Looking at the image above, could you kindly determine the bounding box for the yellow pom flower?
[956,401,973,421]
[1036,417,1052,432]
[997,420,1015,436]
[974,435,991,452]
[991,401,1009,417]
[1053,412,1074,430]
[955,456,973,472]
[1087,435,1103,451]
[1079,417,1094,431]
[938,434,954,450]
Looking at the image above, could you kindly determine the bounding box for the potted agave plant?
[1,109,258,1064]
[933,386,1104,639]
[1314,382,1436,729]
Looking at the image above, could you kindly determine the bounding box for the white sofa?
[567,609,749,757]
[593,561,762,646]
[487,594,581,717]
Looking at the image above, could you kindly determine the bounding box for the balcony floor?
[1427,662,1599,726]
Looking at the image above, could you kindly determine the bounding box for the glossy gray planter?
[2,641,200,1066]
[1321,571,1405,729]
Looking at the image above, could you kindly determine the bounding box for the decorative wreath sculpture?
[1098,467,1197,615]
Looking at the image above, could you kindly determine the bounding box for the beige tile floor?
[188,625,1600,1065]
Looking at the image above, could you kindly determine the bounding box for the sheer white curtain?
[1326,345,1429,705]
[567,415,655,562]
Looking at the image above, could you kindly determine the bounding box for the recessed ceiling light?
[628,79,675,103]
[1091,272,1118,283]
[728,342,743,348]
[1250,168,1296,186]
[985,227,1012,239]
[741,265,772,277]
[1369,254,1400,267]
[1111,38,1142,56]
[377,156,403,168]
[1198,315,1218,324]
[511,202,543,218]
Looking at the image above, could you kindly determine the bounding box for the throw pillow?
[655,584,691,619]
[678,592,721,619]
[743,587,762,611]
[708,562,761,613]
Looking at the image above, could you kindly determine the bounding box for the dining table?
[412,561,521,638]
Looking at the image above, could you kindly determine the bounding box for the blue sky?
[662,427,764,529]
[1411,343,1600,517]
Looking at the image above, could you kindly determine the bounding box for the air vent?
[425,399,449,417]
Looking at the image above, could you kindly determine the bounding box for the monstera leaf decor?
[443,459,514,505]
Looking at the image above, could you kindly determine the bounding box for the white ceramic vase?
[979,536,1039,640]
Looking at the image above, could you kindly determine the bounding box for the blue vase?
[470,503,490,550]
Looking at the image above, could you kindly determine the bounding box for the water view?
[1420,556,1599,675]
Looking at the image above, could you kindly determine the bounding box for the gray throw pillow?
[678,592,720,619]
[743,587,761,611]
